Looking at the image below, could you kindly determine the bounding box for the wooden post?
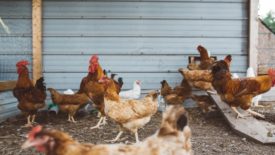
[248,0,259,75]
[32,0,42,83]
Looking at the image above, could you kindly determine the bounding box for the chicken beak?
[21,137,49,149]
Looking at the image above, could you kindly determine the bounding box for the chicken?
[178,68,214,92]
[191,95,216,113]
[119,80,141,99]
[104,91,158,143]
[187,45,216,70]
[47,88,91,123]
[77,55,104,94]
[22,105,192,155]
[211,58,275,119]
[88,78,158,143]
[160,80,192,105]
[12,60,46,127]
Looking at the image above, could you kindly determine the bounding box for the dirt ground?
[0,108,274,155]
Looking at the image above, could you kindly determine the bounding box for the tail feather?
[197,45,209,61]
[35,77,46,91]
[111,73,117,79]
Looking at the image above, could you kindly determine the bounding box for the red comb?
[89,55,98,64]
[28,125,43,140]
[16,60,29,67]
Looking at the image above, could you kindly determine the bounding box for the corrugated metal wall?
[0,0,32,121]
[43,0,248,92]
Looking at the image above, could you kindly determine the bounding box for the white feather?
[119,80,141,99]
[63,89,75,95]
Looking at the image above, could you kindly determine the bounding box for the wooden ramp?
[209,93,275,144]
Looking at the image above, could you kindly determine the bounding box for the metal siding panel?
[43,19,247,37]
[0,91,19,122]
[0,37,32,54]
[0,19,31,35]
[42,0,248,92]
[43,37,247,55]
[43,1,247,20]
[0,1,31,18]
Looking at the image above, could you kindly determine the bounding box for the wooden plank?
[0,81,16,92]
[32,0,42,83]
[248,0,259,75]
[209,93,275,144]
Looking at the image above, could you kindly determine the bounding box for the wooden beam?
[32,0,42,83]
[0,81,16,92]
[248,0,259,75]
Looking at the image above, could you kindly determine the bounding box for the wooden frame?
[32,0,43,83]
[0,81,16,92]
[248,0,259,75]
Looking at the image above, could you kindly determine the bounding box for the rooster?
[12,60,46,127]
[22,105,192,155]
[119,80,141,99]
[211,57,275,118]
[47,88,91,123]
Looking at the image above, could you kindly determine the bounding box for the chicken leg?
[31,115,36,124]
[90,117,104,129]
[135,131,140,143]
[22,115,32,128]
[71,116,77,123]
[105,131,123,143]
[231,107,245,119]
[67,115,72,122]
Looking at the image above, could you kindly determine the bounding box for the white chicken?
[246,67,262,107]
[119,80,141,99]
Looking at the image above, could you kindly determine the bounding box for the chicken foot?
[105,131,123,143]
[231,107,245,119]
[90,116,106,129]
[67,115,77,123]
[246,109,265,119]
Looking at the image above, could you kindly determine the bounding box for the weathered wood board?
[209,93,275,144]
